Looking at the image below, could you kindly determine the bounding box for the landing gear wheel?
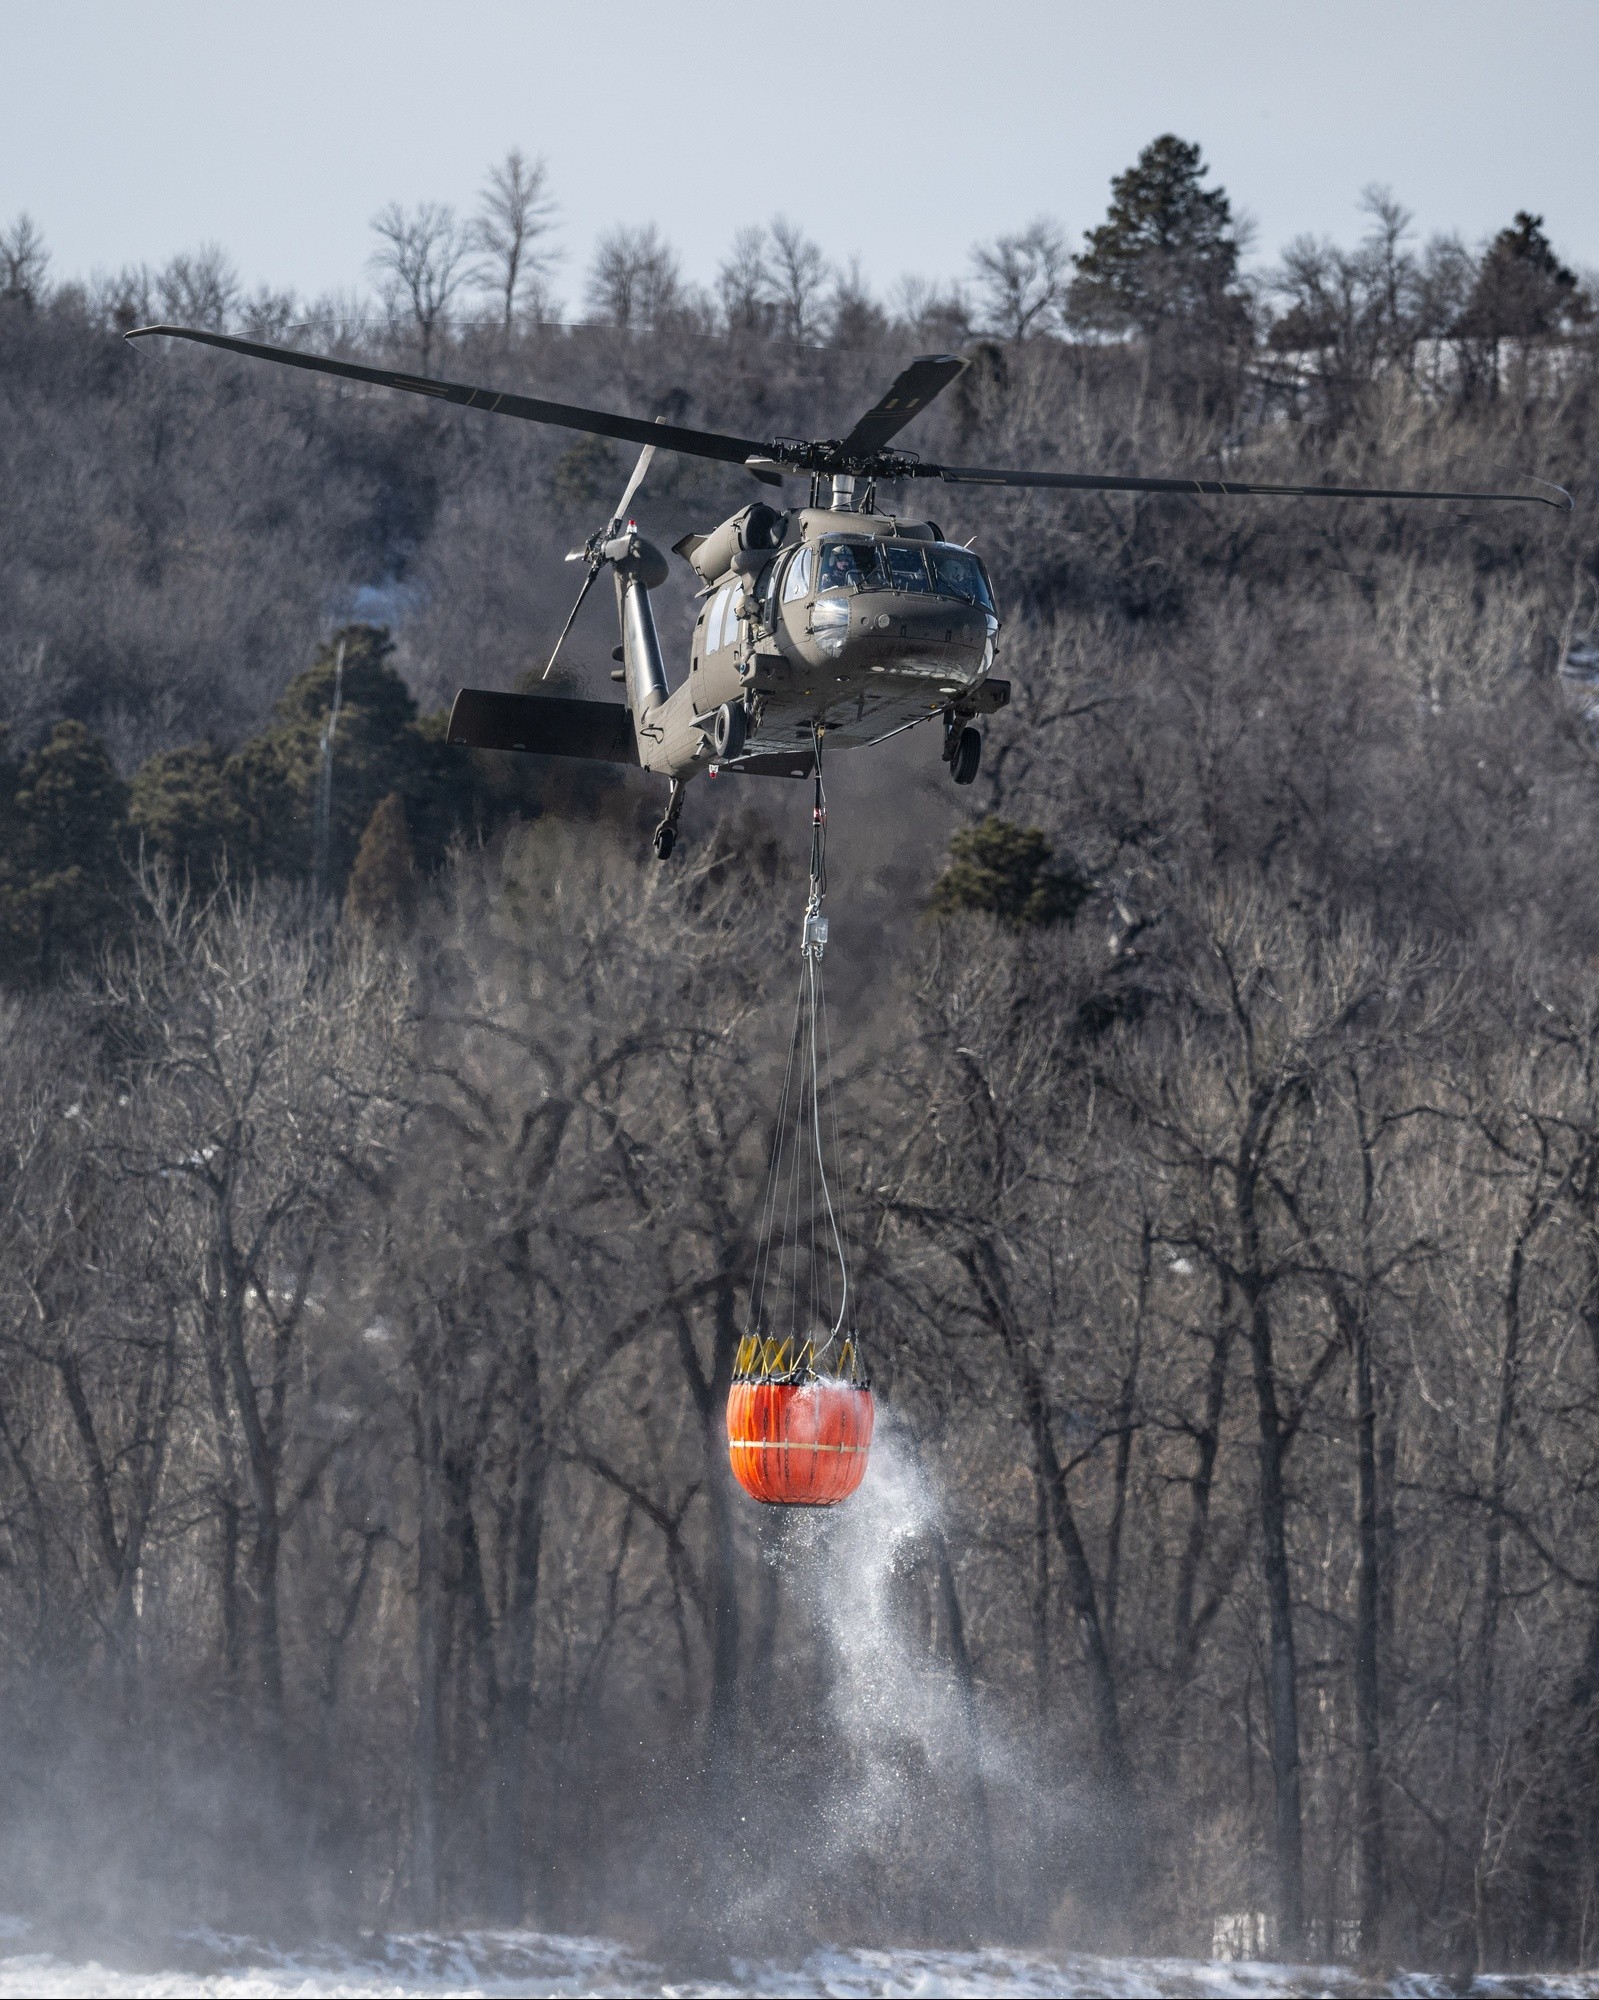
[652,777,686,861]
[951,725,982,785]
[713,700,748,760]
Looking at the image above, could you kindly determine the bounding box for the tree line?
[5,134,1589,362]
[1,133,1589,770]
[0,624,568,984]
[0,135,1597,1976]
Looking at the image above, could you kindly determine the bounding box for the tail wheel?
[951,726,982,785]
[713,701,748,760]
[653,824,676,861]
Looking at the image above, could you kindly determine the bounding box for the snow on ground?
[0,1927,1598,2000]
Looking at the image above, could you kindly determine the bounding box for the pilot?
[817,542,872,592]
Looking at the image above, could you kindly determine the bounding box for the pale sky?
[4,0,1596,309]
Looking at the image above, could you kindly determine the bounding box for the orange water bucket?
[726,1379,875,1506]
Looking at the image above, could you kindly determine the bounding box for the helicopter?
[126,326,1571,860]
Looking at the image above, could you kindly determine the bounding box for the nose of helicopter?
[846,589,992,665]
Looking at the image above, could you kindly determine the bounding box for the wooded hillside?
[1,141,1597,1975]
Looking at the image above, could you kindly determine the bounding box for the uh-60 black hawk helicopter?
[127,326,1571,860]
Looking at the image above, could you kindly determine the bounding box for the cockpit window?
[781,545,814,603]
[928,545,995,611]
[817,540,883,592]
[784,536,994,607]
[883,544,933,593]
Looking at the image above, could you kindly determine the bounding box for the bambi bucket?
[726,1379,875,1507]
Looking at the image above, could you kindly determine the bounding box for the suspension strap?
[802,724,828,958]
[739,724,862,1383]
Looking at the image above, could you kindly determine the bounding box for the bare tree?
[1115,885,1412,1957]
[471,149,557,335]
[238,286,300,341]
[828,258,887,347]
[891,273,971,346]
[370,201,472,374]
[1357,185,1417,357]
[712,219,833,343]
[716,225,772,336]
[880,929,1134,1800]
[97,875,409,1715]
[584,223,683,333]
[88,261,152,331]
[0,998,176,1672]
[970,219,1070,342]
[0,213,49,305]
[766,216,830,342]
[156,244,240,330]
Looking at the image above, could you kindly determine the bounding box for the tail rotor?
[542,430,660,681]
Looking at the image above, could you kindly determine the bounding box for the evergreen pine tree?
[246,624,425,890]
[1458,212,1590,340]
[929,818,1090,929]
[344,791,417,930]
[274,625,418,875]
[128,742,252,884]
[1068,134,1244,337]
[113,622,516,912]
[403,707,505,873]
[0,721,130,981]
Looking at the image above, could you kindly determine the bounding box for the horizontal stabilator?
[446,689,639,764]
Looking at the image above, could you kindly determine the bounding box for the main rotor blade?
[543,562,602,681]
[124,325,766,469]
[838,354,967,456]
[124,324,1573,512]
[610,435,657,529]
[924,462,1573,511]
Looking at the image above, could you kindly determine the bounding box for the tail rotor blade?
[543,562,602,681]
[547,424,662,682]
[609,425,662,529]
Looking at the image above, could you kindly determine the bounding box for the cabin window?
[705,584,734,653]
[755,559,778,624]
[781,545,814,603]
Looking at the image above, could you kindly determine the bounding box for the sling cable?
[727,731,875,1507]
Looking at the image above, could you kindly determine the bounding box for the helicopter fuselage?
[623,506,1008,785]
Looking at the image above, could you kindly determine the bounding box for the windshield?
[882,544,932,593]
[812,536,996,609]
[816,540,882,592]
[928,545,995,610]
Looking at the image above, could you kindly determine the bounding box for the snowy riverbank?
[1,1925,1598,1998]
